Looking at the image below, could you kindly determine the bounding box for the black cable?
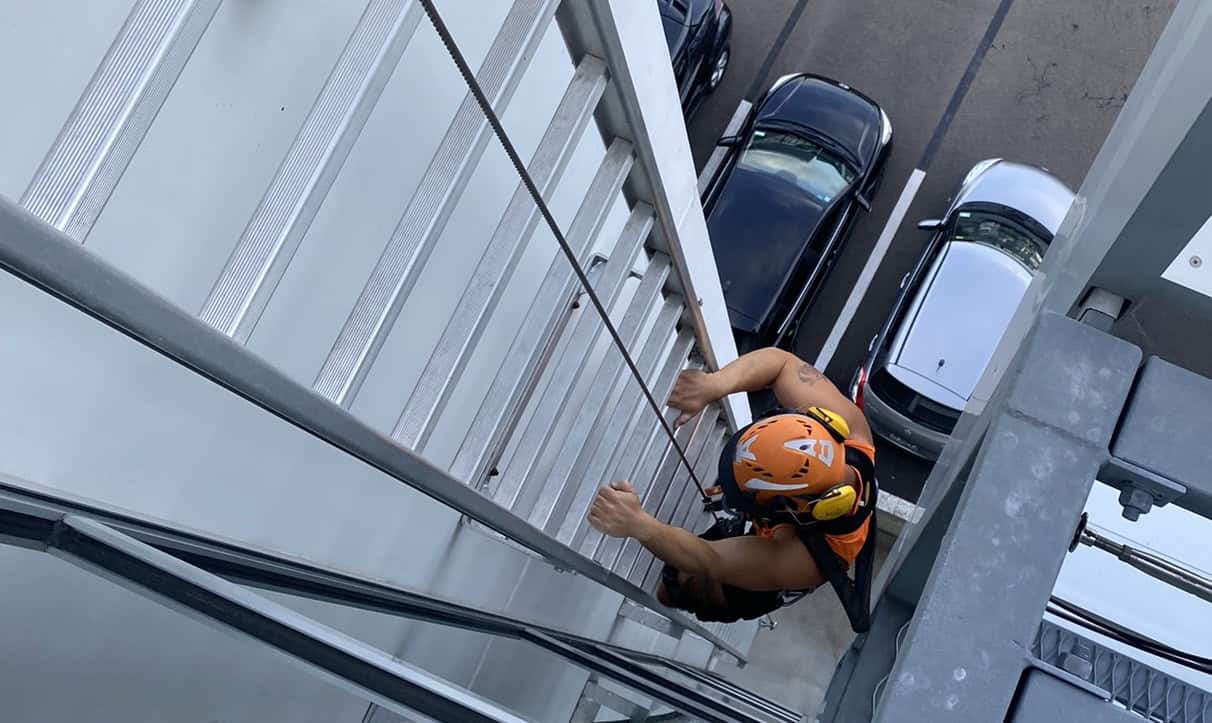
[1047,596,1212,674]
[416,0,715,508]
[1046,605,1212,674]
[1049,596,1212,670]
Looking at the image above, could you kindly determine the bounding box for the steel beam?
[0,478,745,673]
[873,313,1141,723]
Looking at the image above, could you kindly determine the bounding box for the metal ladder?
[14,0,749,660]
[0,0,788,718]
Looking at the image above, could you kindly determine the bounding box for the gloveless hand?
[667,369,723,427]
[587,481,649,538]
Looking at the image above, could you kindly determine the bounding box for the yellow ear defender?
[803,405,851,442]
[801,406,856,521]
[805,484,858,521]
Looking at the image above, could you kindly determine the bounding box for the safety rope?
[417,0,717,509]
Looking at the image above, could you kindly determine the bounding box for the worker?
[587,347,878,631]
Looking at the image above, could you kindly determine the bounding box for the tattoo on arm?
[797,363,823,386]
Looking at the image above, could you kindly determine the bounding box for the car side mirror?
[717,135,742,147]
[856,194,872,212]
[916,218,943,231]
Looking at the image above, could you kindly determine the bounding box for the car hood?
[756,76,881,167]
[953,161,1075,235]
[707,164,827,333]
[891,240,1032,403]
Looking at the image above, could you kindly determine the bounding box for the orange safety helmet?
[719,408,856,523]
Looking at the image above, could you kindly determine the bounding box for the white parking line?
[814,168,927,372]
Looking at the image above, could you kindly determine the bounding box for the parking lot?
[686,0,1177,500]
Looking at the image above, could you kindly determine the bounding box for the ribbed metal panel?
[640,410,721,592]
[20,0,221,241]
[585,329,695,560]
[198,0,423,341]
[395,139,633,450]
[455,205,652,487]
[503,254,670,518]
[619,406,710,582]
[550,298,683,542]
[309,0,570,407]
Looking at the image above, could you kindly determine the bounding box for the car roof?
[755,75,882,167]
[888,239,1032,405]
[952,161,1075,235]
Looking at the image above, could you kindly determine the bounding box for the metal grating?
[1033,619,1212,723]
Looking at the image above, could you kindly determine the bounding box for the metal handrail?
[0,482,786,722]
[0,197,746,662]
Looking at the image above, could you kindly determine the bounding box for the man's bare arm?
[632,517,823,591]
[668,347,871,444]
[588,475,827,592]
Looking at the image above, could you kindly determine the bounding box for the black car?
[702,73,892,350]
[659,0,732,116]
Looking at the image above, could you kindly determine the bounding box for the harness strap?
[797,509,877,633]
[799,443,878,633]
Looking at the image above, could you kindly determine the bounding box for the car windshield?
[950,209,1047,270]
[736,129,856,205]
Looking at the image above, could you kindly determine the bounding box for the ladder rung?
[494,254,670,513]
[450,205,653,485]
[600,406,679,572]
[550,297,684,541]
[578,329,695,557]
[617,407,708,581]
[516,259,672,525]
[312,52,607,407]
[199,0,426,341]
[638,409,722,592]
[394,139,633,450]
[666,422,727,536]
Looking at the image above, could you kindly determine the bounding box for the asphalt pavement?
[686,0,1177,501]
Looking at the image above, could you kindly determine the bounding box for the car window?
[950,210,1047,270]
[736,130,856,205]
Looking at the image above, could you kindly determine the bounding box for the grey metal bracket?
[1100,456,1187,521]
[1023,655,1112,702]
[618,599,683,639]
[575,679,651,721]
[1074,287,1127,331]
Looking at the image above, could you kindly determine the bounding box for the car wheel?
[708,45,730,91]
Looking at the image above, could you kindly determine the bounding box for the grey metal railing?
[0,481,788,722]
